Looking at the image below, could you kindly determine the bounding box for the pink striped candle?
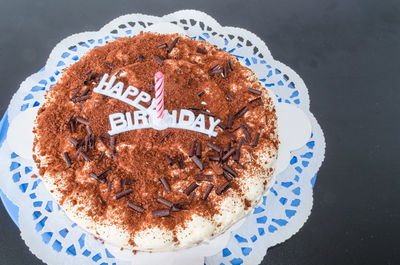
[154,71,165,122]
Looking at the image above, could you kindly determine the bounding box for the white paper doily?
[0,10,325,265]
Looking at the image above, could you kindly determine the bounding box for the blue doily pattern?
[7,151,120,265]
[0,11,325,265]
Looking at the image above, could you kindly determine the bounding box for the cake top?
[33,32,278,250]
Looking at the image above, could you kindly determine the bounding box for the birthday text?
[94,73,221,137]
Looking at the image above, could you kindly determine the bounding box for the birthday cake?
[32,32,279,251]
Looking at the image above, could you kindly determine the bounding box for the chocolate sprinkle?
[207,142,221,153]
[80,151,91,162]
[242,126,252,143]
[219,149,223,160]
[189,141,196,157]
[167,37,179,53]
[77,94,90,103]
[90,134,95,150]
[232,148,240,162]
[70,88,80,100]
[83,70,92,77]
[89,172,98,181]
[223,164,238,177]
[217,123,227,130]
[90,172,105,183]
[128,201,144,213]
[62,152,71,168]
[98,135,107,145]
[252,132,260,147]
[191,155,204,170]
[77,138,84,148]
[68,137,79,147]
[80,87,90,97]
[160,177,171,194]
[226,92,235,101]
[172,201,190,212]
[184,182,199,196]
[82,137,88,151]
[174,201,190,208]
[157,43,168,49]
[159,131,172,143]
[224,131,237,142]
[200,109,216,117]
[236,160,245,169]
[208,155,220,162]
[231,126,240,133]
[67,113,74,123]
[152,208,170,217]
[137,53,144,62]
[189,107,201,112]
[177,153,185,169]
[227,59,234,71]
[210,68,222,76]
[197,90,205,97]
[84,135,89,152]
[227,114,234,129]
[69,120,75,134]
[196,47,207,54]
[249,97,264,107]
[223,65,229,78]
[224,142,231,153]
[164,154,174,166]
[222,148,236,162]
[73,146,82,160]
[115,188,133,199]
[157,197,174,208]
[150,79,155,92]
[248,88,262,95]
[234,106,249,119]
[98,151,105,162]
[153,56,164,66]
[238,137,245,150]
[99,195,106,207]
[210,64,220,72]
[107,179,113,192]
[104,132,112,140]
[110,136,116,153]
[196,174,213,182]
[125,178,135,185]
[223,171,233,182]
[89,72,101,81]
[72,95,91,103]
[241,121,253,133]
[202,184,214,200]
[103,61,114,71]
[97,167,111,179]
[119,178,124,192]
[196,141,202,158]
[216,182,231,195]
[171,206,181,212]
[76,117,88,125]
[190,191,196,201]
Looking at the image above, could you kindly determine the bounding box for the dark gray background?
[0,0,399,264]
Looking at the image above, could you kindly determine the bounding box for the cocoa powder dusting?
[32,32,278,245]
